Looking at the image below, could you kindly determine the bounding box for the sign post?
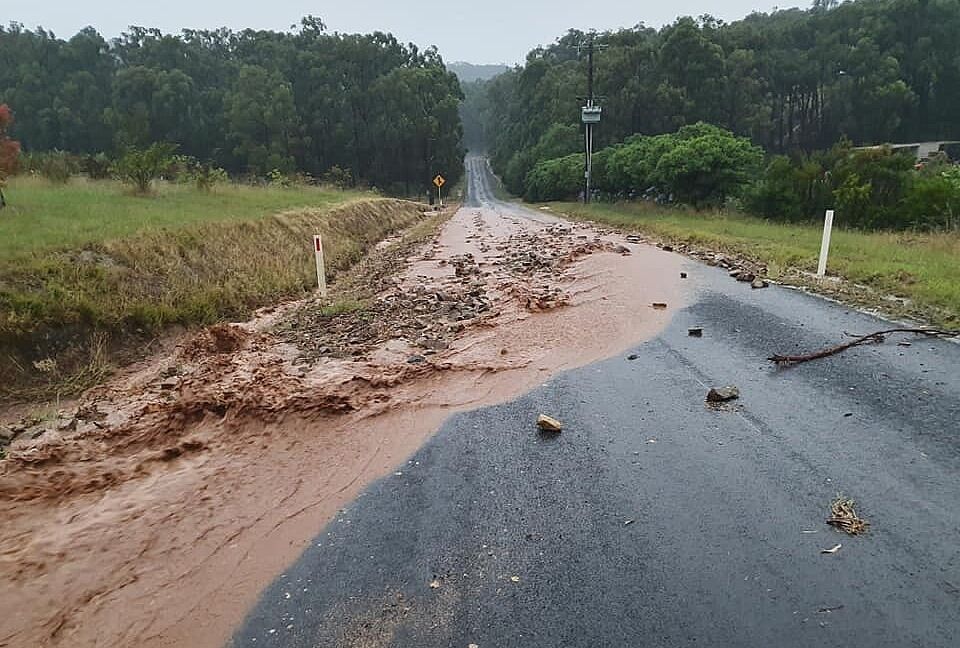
[433,174,445,207]
[313,234,327,297]
[817,209,835,277]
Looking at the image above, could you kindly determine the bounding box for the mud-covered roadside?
[0,202,685,648]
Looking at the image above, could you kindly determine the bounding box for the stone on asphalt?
[536,414,563,432]
[706,386,740,403]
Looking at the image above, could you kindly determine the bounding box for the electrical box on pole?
[581,106,602,124]
[576,37,605,204]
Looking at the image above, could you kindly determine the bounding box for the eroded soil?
[0,202,684,648]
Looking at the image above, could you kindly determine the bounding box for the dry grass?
[0,198,430,399]
[827,495,870,535]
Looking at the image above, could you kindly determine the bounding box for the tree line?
[468,0,960,227]
[0,17,465,195]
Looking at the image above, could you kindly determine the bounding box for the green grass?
[0,178,429,399]
[551,201,960,328]
[0,176,367,259]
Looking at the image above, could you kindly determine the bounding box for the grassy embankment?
[0,176,430,398]
[551,201,960,328]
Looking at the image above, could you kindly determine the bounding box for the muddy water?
[0,182,685,647]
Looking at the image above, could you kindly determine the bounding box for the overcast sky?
[6,0,801,64]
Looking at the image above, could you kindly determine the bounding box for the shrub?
[524,154,583,201]
[192,163,229,192]
[38,150,79,184]
[653,130,763,207]
[82,153,113,180]
[902,170,960,230]
[112,143,178,194]
[323,165,354,189]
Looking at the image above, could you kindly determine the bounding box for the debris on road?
[706,386,740,403]
[536,414,563,432]
[652,302,668,310]
[751,278,769,289]
[688,327,703,337]
[680,272,688,279]
[429,578,442,589]
[627,353,639,360]
[768,328,958,366]
[817,605,845,614]
[624,519,636,526]
[827,495,870,535]
[821,544,843,554]
[510,576,520,583]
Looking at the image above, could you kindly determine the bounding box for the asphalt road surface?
[230,158,960,647]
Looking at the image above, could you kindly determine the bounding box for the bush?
[82,153,113,180]
[653,130,763,206]
[745,142,938,230]
[901,169,960,230]
[529,122,761,207]
[524,154,583,202]
[323,165,354,189]
[112,143,178,194]
[24,150,79,184]
[192,163,229,192]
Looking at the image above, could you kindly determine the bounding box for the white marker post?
[817,209,835,278]
[313,234,327,297]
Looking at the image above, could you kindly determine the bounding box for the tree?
[112,142,177,193]
[0,21,466,191]
[0,104,21,208]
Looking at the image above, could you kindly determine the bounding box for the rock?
[159,377,179,390]
[706,386,740,403]
[680,272,688,279]
[735,271,756,283]
[627,354,639,360]
[751,278,769,289]
[0,427,16,443]
[407,355,427,364]
[614,245,631,255]
[626,235,642,243]
[688,328,703,337]
[536,414,563,432]
[729,269,741,278]
[651,302,668,310]
[662,245,674,252]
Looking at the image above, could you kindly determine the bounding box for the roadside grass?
[551,201,960,328]
[0,175,367,259]
[0,179,429,399]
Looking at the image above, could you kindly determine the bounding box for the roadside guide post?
[817,209,835,278]
[433,174,445,208]
[313,234,327,297]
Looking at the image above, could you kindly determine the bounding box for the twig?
[769,328,958,366]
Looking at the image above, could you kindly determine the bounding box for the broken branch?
[768,328,958,366]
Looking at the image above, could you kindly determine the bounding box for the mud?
[0,202,685,647]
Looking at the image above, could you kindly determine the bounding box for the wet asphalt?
[229,159,960,648]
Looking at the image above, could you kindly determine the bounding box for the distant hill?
[448,62,509,83]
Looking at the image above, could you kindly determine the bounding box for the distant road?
[231,156,960,648]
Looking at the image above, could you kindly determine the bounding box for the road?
[230,157,960,647]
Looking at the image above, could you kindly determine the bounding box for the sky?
[6,0,801,64]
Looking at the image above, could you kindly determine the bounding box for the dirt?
[0,203,684,648]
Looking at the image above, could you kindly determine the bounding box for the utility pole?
[578,37,604,204]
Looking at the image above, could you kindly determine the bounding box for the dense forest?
[467,0,960,224]
[0,18,465,194]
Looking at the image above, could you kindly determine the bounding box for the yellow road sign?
[433,174,446,188]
